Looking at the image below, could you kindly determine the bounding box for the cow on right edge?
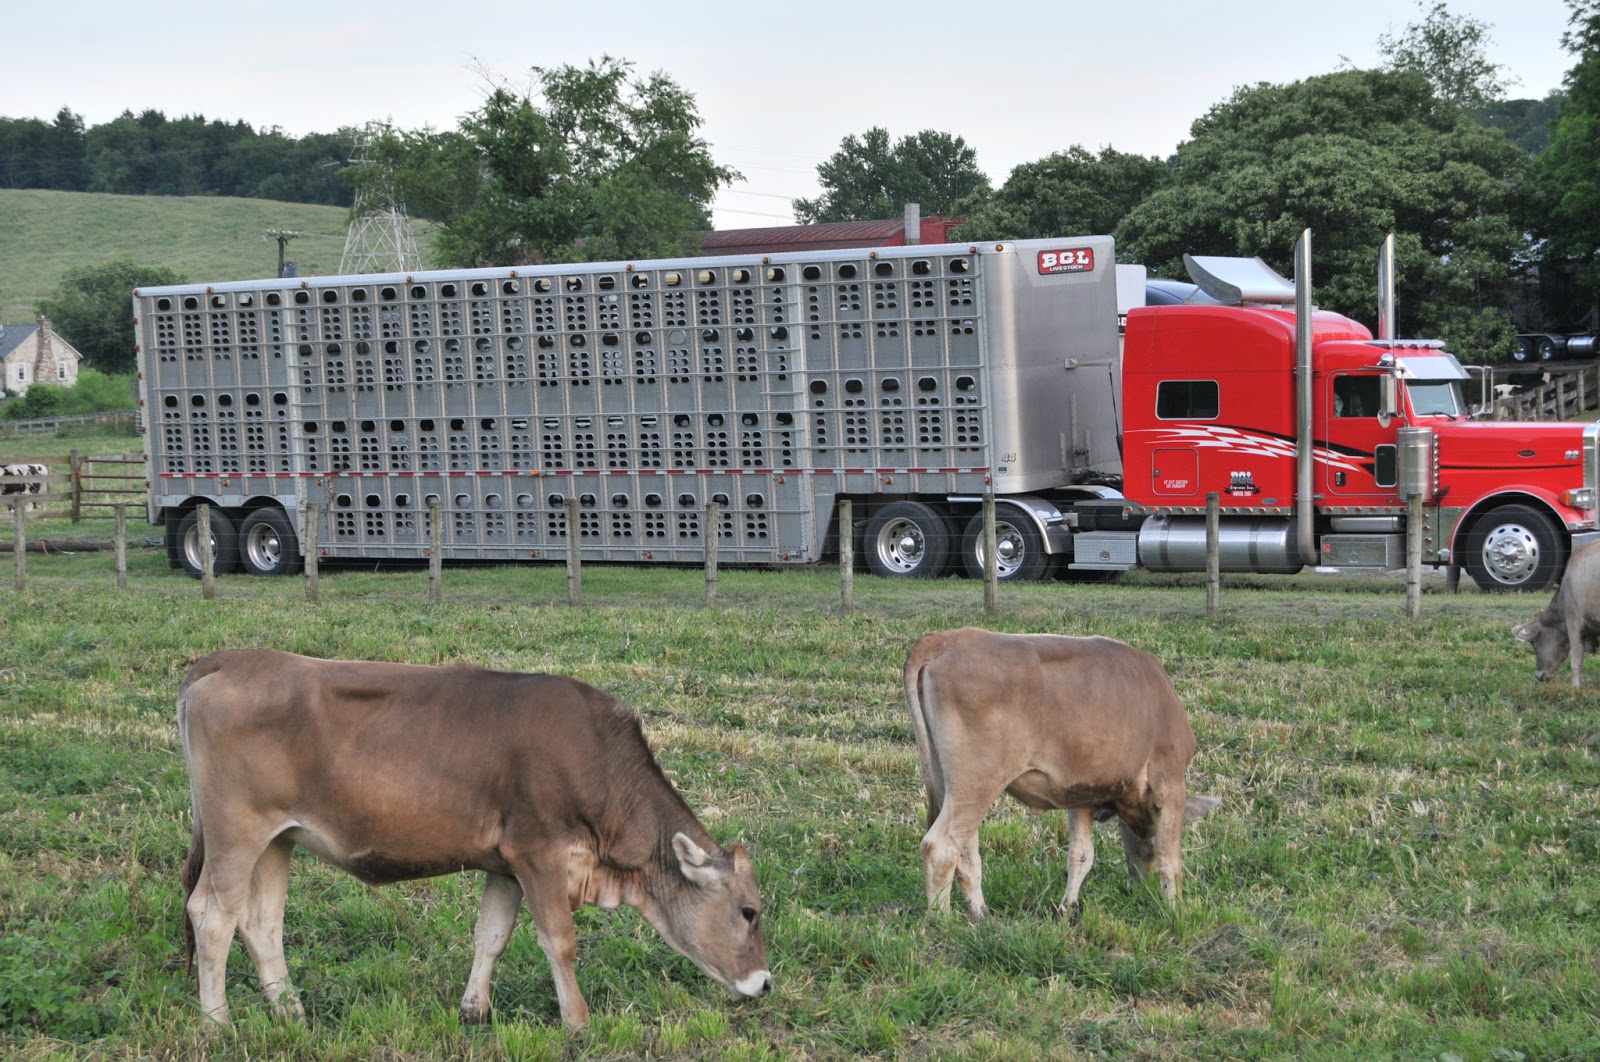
[1514,541,1600,688]
[905,627,1219,923]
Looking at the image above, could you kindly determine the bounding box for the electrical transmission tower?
[339,122,421,275]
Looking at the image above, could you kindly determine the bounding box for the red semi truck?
[134,230,1598,591]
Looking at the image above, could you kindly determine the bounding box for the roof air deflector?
[1182,253,1296,306]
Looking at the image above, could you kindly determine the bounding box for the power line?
[712,205,797,221]
[721,189,804,201]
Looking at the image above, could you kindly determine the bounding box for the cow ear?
[1185,795,1221,820]
[1513,622,1536,643]
[673,832,722,886]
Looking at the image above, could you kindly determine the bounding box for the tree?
[1535,1,1600,307]
[1377,0,1512,111]
[1118,69,1526,360]
[361,56,737,266]
[955,146,1168,243]
[38,262,186,374]
[792,128,991,224]
[1479,91,1566,155]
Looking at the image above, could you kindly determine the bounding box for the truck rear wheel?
[174,507,242,578]
[1463,504,1563,592]
[959,511,1056,581]
[865,502,951,578]
[239,507,302,576]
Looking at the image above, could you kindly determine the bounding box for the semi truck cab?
[1112,240,1600,592]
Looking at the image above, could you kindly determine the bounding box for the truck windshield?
[1406,380,1466,416]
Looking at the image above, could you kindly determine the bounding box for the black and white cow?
[0,463,49,512]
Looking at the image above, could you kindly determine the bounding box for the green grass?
[0,189,438,324]
[2,521,1598,1060]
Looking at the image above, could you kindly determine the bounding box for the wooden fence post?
[1205,492,1221,617]
[704,500,720,608]
[304,503,320,604]
[982,493,998,613]
[114,504,128,589]
[12,499,24,592]
[839,500,854,612]
[1406,493,1423,620]
[198,503,215,600]
[69,450,82,523]
[565,498,582,606]
[429,501,443,605]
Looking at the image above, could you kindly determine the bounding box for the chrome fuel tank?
[1137,514,1303,573]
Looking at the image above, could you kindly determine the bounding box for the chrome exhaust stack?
[1182,235,1318,566]
[1377,233,1396,341]
[1293,230,1316,567]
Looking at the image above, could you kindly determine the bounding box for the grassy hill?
[0,188,439,324]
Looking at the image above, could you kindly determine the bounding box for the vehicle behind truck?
[133,232,1600,591]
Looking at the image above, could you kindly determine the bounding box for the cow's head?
[1513,614,1566,681]
[640,832,771,1000]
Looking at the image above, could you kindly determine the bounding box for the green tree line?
[0,107,355,206]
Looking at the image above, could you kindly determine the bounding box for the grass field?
[3,482,1598,1060]
[0,189,438,324]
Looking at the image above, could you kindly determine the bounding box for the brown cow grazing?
[178,650,771,1030]
[1514,540,1600,688]
[904,627,1219,922]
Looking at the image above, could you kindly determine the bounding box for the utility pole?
[262,229,303,278]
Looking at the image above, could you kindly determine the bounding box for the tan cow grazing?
[178,650,771,1030]
[904,627,1219,922]
[1514,540,1600,689]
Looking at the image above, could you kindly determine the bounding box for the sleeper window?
[1155,380,1219,420]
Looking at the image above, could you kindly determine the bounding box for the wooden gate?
[69,453,147,522]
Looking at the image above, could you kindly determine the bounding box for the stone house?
[0,316,83,395]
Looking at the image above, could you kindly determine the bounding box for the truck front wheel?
[959,511,1056,581]
[239,507,303,576]
[173,508,242,577]
[865,502,951,577]
[1463,504,1563,592]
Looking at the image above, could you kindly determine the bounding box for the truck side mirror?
[1378,373,1399,427]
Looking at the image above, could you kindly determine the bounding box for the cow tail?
[181,815,204,973]
[903,648,945,830]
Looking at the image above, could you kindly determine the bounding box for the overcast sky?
[6,1,1581,230]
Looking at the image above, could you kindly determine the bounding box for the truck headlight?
[1561,487,1595,510]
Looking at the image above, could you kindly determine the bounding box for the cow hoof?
[459,1004,491,1026]
[1054,901,1082,926]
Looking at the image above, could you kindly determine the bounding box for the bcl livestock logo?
[1037,247,1095,275]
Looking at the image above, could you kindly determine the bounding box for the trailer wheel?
[959,511,1056,581]
[1538,337,1559,361]
[1462,504,1563,592]
[174,508,242,577]
[239,508,303,576]
[865,502,951,577]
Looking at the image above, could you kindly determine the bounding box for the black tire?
[238,507,303,576]
[174,508,241,578]
[1462,504,1564,592]
[959,510,1056,581]
[1538,338,1558,362]
[864,501,952,578]
[1511,339,1532,364]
